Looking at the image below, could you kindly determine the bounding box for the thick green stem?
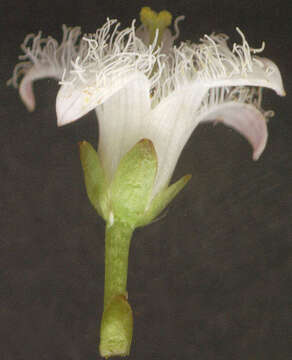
[99,220,134,358]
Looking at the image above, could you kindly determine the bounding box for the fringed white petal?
[197,102,268,160]
[96,73,151,180]
[254,57,285,96]
[203,56,285,96]
[144,83,208,197]
[56,19,164,126]
[56,71,150,126]
[8,25,86,111]
[19,66,59,111]
[172,29,285,97]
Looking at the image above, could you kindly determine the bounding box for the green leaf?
[110,139,157,227]
[79,141,108,218]
[137,174,192,227]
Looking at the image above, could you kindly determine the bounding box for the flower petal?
[177,29,286,97]
[198,102,268,160]
[56,82,94,126]
[144,83,208,197]
[95,73,151,180]
[57,71,151,127]
[204,56,285,96]
[19,66,59,111]
[56,19,161,127]
[8,26,84,112]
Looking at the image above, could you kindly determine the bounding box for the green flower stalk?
[100,222,134,357]
[9,6,284,357]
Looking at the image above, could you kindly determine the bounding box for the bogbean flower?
[9,7,285,357]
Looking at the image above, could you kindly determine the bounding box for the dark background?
[1,0,292,359]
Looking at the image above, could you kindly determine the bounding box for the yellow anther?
[140,6,172,46]
[140,7,157,29]
[156,10,172,29]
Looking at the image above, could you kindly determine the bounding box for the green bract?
[99,294,133,357]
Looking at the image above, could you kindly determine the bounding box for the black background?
[1,0,292,359]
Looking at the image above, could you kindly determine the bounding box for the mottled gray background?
[1,0,292,359]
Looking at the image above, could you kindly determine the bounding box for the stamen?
[140,6,172,47]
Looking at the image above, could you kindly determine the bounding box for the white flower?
[9,14,285,200]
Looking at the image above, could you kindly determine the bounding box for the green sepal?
[110,139,157,227]
[137,174,192,227]
[79,141,108,219]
